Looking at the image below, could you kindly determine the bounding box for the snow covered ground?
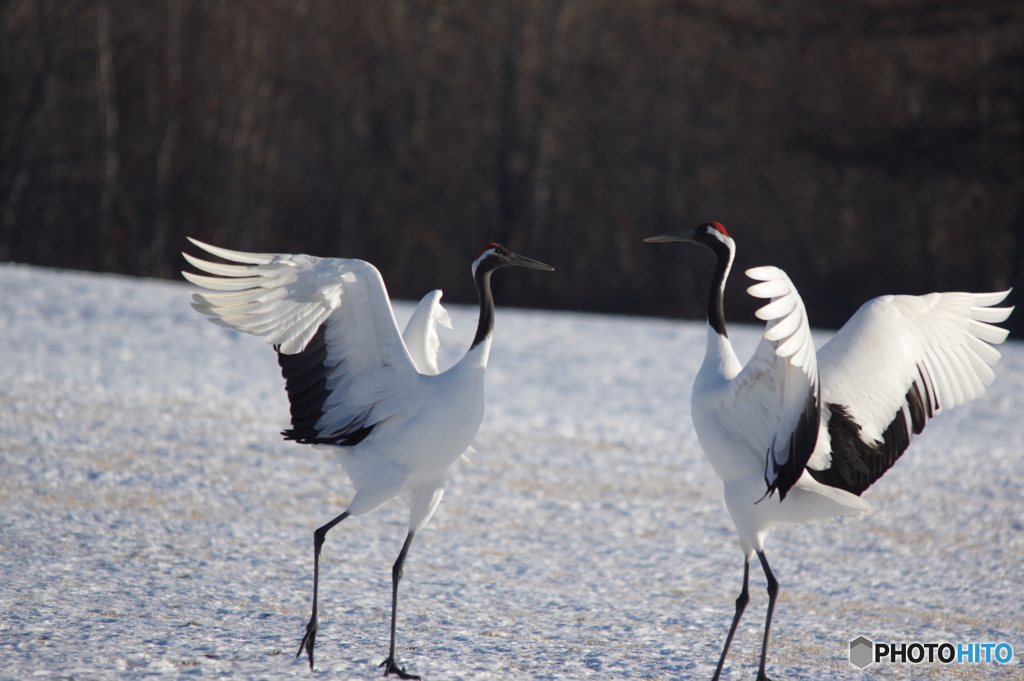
[1,262,1022,680]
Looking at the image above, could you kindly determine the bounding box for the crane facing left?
[183,239,554,678]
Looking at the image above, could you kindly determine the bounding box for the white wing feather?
[183,238,422,439]
[402,290,453,376]
[818,290,1013,445]
[729,266,820,497]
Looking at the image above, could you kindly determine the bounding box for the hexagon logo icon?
[849,636,874,668]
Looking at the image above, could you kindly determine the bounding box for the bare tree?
[1,0,1021,334]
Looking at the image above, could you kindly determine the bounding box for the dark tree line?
[2,0,1023,334]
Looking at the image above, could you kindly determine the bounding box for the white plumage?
[699,265,820,496]
[402,289,453,376]
[646,222,1013,681]
[184,238,552,677]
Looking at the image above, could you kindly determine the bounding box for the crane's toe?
[297,617,318,669]
[380,656,420,679]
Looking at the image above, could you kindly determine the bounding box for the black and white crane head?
[183,238,552,677]
[474,242,549,271]
[646,223,1013,681]
[646,222,736,339]
[468,243,553,348]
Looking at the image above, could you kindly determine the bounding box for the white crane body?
[331,350,487,522]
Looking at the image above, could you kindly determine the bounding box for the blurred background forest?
[2,0,1023,334]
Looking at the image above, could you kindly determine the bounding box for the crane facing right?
[645,222,1014,681]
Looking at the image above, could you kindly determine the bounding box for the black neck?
[707,239,732,338]
[471,266,495,349]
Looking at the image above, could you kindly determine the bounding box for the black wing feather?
[275,324,376,446]
[808,366,936,496]
[766,385,821,501]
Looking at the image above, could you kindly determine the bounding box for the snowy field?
[1,262,1022,680]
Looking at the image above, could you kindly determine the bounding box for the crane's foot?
[380,655,420,679]
[296,616,318,670]
[755,673,772,681]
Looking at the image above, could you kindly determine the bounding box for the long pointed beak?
[644,230,696,243]
[509,252,555,271]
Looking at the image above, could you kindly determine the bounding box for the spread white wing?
[402,290,452,376]
[183,238,422,444]
[810,290,1013,490]
[728,266,820,500]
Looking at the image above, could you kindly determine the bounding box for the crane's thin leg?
[755,551,779,681]
[712,557,750,681]
[380,531,419,679]
[297,510,350,670]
